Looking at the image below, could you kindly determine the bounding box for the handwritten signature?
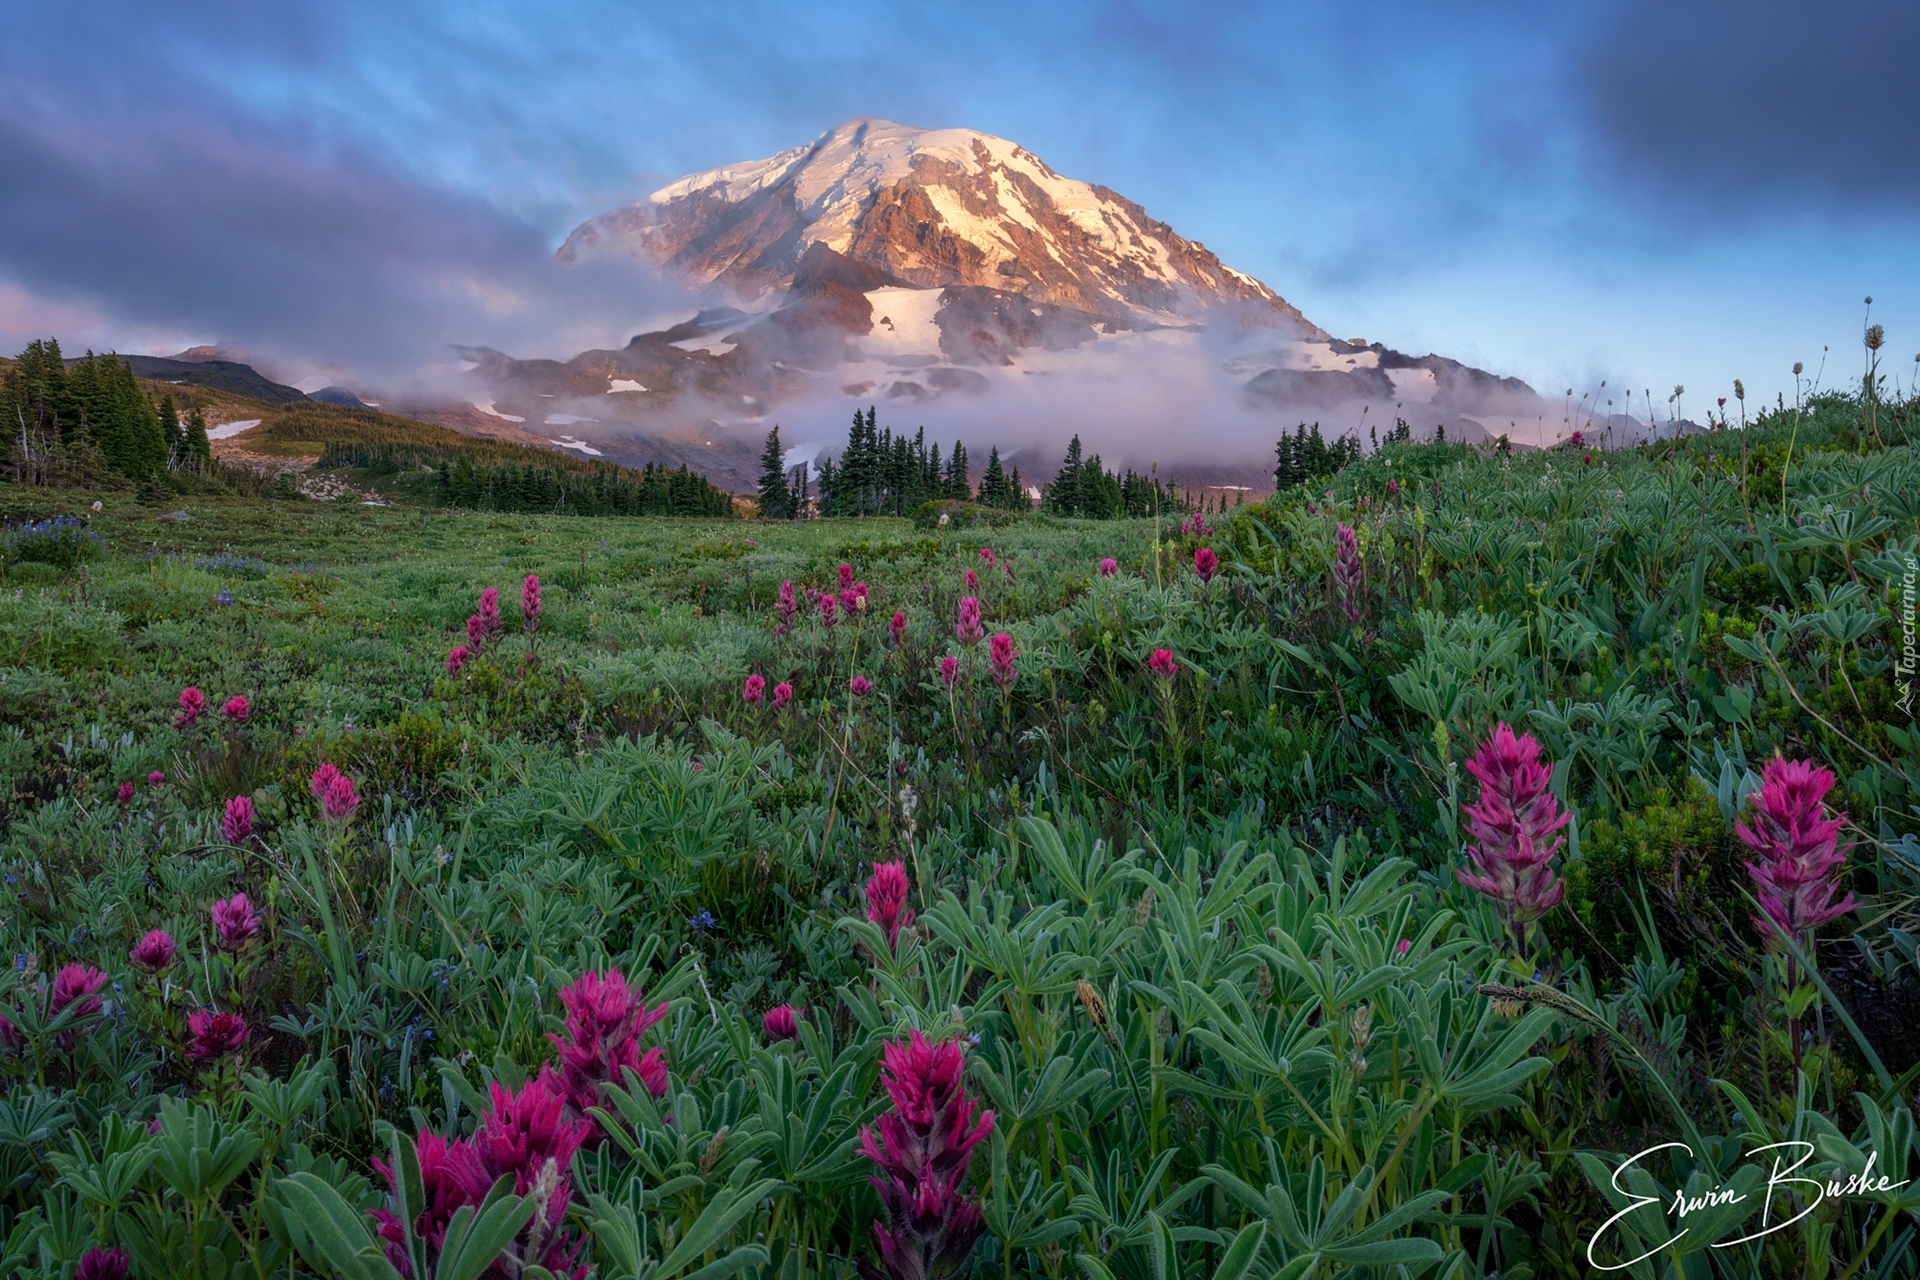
[1588,1141,1909,1270]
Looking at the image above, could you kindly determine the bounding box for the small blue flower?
[215,590,235,606]
[689,909,718,936]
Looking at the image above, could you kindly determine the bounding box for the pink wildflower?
[187,1009,249,1060]
[1193,546,1218,584]
[476,587,503,645]
[776,579,799,633]
[988,633,1017,689]
[547,969,670,1120]
[222,694,249,722]
[446,644,470,674]
[76,1248,128,1280]
[839,563,855,591]
[851,675,874,698]
[1388,478,1400,496]
[939,655,960,688]
[521,573,542,632]
[1396,938,1412,957]
[117,781,135,806]
[963,568,978,590]
[865,862,916,951]
[858,1031,995,1280]
[841,586,861,615]
[763,1004,800,1041]
[149,770,166,786]
[50,963,108,1021]
[222,795,254,844]
[309,762,340,801]
[955,597,983,646]
[635,1048,670,1098]
[1333,523,1363,624]
[819,593,838,628]
[772,681,794,711]
[1737,757,1856,943]
[212,893,261,952]
[1098,557,1118,577]
[1456,724,1571,952]
[854,581,870,611]
[743,673,766,704]
[321,773,361,823]
[890,610,908,644]
[175,686,206,729]
[1147,648,1177,680]
[131,929,177,973]
[978,548,996,568]
[1569,430,1585,448]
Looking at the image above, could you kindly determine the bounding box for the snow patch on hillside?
[859,287,946,359]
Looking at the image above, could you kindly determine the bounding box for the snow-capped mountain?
[561,118,1320,332]
[437,119,1551,489]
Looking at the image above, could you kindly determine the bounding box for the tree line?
[3,338,212,485]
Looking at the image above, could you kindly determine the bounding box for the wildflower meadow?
[0,383,1918,1280]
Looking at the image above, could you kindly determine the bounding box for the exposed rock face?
[561,118,1322,334]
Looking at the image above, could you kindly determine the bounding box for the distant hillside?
[92,354,309,404]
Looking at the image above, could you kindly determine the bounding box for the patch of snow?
[545,414,598,426]
[292,375,330,394]
[553,436,605,456]
[1386,366,1439,405]
[470,398,526,423]
[781,441,826,481]
[607,379,648,393]
[205,419,262,440]
[859,287,946,359]
[671,335,738,356]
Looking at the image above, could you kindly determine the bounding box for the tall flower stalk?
[857,1031,994,1280]
[1737,756,1856,1073]
[1456,724,1570,956]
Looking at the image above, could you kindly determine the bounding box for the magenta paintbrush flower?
[851,675,874,698]
[222,795,254,844]
[743,673,766,704]
[858,1031,995,1280]
[978,547,995,567]
[322,773,361,822]
[771,680,795,711]
[76,1247,128,1280]
[187,1008,249,1060]
[939,655,959,687]
[839,563,855,591]
[987,632,1017,688]
[546,968,671,1121]
[819,592,838,628]
[1193,546,1218,584]
[446,644,470,674]
[776,579,799,634]
[50,963,108,1019]
[175,686,205,729]
[866,861,916,951]
[476,587,503,644]
[1098,557,1118,577]
[962,568,978,590]
[222,694,249,722]
[1456,723,1571,952]
[131,928,177,973]
[310,761,340,800]
[521,573,542,632]
[1147,648,1177,680]
[1333,523,1363,624]
[117,781,135,806]
[1737,756,1856,943]
[763,1004,800,1041]
[212,892,261,952]
[149,770,166,786]
[955,597,983,646]
[890,610,908,644]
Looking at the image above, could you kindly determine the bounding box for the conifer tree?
[186,408,211,471]
[756,423,789,518]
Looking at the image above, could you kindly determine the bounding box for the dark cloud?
[0,88,690,388]
[1578,0,1920,216]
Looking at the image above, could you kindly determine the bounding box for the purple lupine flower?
[1738,757,1857,944]
[1456,724,1571,952]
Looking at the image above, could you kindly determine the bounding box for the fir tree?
[756,423,790,519]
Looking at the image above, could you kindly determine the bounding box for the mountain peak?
[561,119,1322,334]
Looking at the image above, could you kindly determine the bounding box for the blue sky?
[2,0,1914,409]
